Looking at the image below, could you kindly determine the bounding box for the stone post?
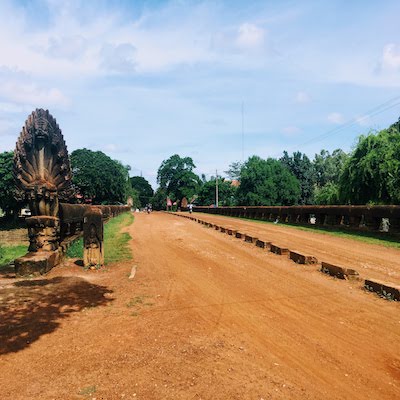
[83,208,104,268]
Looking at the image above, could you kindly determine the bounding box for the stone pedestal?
[26,215,60,252]
[15,250,60,276]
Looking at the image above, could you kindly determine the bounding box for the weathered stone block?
[270,244,289,255]
[255,240,266,249]
[244,235,253,243]
[220,227,226,233]
[320,262,359,280]
[235,232,243,239]
[364,279,400,301]
[15,250,60,276]
[290,251,318,265]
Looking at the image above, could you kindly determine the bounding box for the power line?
[295,95,400,149]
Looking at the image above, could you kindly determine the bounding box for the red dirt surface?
[0,211,399,399]
[192,212,400,285]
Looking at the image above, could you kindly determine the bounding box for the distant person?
[188,204,193,214]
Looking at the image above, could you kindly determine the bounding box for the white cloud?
[102,143,133,154]
[0,102,27,113]
[282,125,301,136]
[46,35,88,60]
[236,23,265,50]
[382,43,400,70]
[0,82,70,110]
[327,112,345,124]
[295,91,310,104]
[0,1,276,80]
[100,43,137,73]
[104,143,118,152]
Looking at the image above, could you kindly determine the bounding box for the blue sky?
[1,0,400,187]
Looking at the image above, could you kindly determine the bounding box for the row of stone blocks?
[192,205,400,234]
[192,217,320,266]
[172,213,399,302]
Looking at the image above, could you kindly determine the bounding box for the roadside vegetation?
[67,212,134,264]
[0,244,26,268]
[149,117,400,209]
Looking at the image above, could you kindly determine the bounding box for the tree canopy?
[236,156,301,206]
[197,177,237,206]
[156,154,201,202]
[130,176,154,207]
[150,187,167,211]
[280,151,315,204]
[70,148,131,204]
[313,149,348,188]
[224,161,242,180]
[0,151,20,216]
[339,126,400,204]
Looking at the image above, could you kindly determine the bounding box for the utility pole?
[241,101,244,162]
[216,169,219,207]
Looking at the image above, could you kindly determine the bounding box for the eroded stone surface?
[14,251,59,277]
[321,262,359,280]
[290,251,318,265]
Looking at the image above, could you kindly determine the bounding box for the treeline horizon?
[1,117,399,216]
[150,116,400,210]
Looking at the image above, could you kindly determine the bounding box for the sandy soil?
[191,212,400,285]
[0,211,399,399]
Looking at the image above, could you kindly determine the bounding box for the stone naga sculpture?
[13,109,73,259]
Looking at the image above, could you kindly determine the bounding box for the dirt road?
[191,211,400,285]
[0,212,399,399]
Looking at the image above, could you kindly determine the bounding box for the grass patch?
[78,385,96,396]
[66,212,134,264]
[66,237,83,258]
[104,212,134,263]
[0,244,26,268]
[126,296,144,307]
[195,212,400,249]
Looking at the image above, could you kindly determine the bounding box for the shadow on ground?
[0,276,113,355]
[0,265,16,279]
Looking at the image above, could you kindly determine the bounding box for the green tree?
[280,151,315,204]
[224,161,243,180]
[197,177,237,206]
[130,176,154,207]
[313,149,348,188]
[151,187,168,211]
[0,151,20,217]
[313,182,340,205]
[236,156,300,206]
[339,126,400,204]
[70,148,131,204]
[156,154,201,203]
[126,186,141,209]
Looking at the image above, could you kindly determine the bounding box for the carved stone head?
[14,108,74,207]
